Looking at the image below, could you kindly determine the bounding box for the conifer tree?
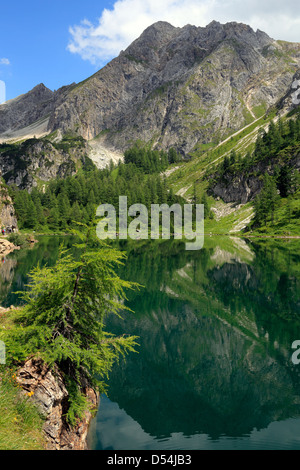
[253,174,279,226]
[4,220,139,426]
[201,192,210,219]
[277,165,292,198]
[48,206,60,231]
[26,199,38,229]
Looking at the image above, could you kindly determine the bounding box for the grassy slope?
[246,190,300,237]
[0,370,46,450]
[166,109,300,237]
[0,310,45,450]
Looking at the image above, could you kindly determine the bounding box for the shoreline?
[18,230,300,240]
[0,237,20,256]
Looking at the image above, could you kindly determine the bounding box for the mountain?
[0,84,54,138]
[0,21,300,218]
[1,20,300,162]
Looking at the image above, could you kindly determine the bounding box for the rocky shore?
[16,358,99,450]
[0,237,19,256]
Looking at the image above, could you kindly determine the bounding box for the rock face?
[47,21,300,156]
[209,151,300,204]
[274,63,300,114]
[0,84,54,136]
[0,83,77,142]
[0,136,92,190]
[0,176,18,229]
[16,358,99,450]
[1,21,300,161]
[0,238,18,256]
[0,202,17,230]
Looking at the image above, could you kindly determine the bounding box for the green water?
[2,235,300,450]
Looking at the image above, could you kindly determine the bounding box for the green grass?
[252,103,267,118]
[166,114,270,198]
[204,202,255,235]
[246,193,300,237]
[0,309,46,450]
[0,367,46,450]
[165,108,300,237]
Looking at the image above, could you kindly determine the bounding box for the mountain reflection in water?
[2,235,300,449]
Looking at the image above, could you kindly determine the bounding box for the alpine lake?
[1,233,300,450]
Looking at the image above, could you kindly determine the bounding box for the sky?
[1,0,300,101]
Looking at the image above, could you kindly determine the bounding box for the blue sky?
[0,0,110,100]
[1,0,300,101]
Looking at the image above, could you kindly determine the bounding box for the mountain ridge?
[1,20,300,157]
[0,20,300,195]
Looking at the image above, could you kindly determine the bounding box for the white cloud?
[0,58,10,65]
[67,0,300,66]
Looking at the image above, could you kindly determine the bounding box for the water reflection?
[91,237,300,449]
[0,235,76,307]
[87,395,300,450]
[1,235,300,449]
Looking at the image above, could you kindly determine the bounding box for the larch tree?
[4,220,139,426]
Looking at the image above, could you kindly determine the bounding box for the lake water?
[2,235,300,450]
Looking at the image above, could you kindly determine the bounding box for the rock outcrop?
[16,358,99,450]
[0,238,18,256]
[0,196,18,231]
[0,203,17,229]
[209,150,300,204]
[0,137,90,190]
[0,176,18,234]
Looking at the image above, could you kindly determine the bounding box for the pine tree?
[222,155,230,174]
[286,196,292,224]
[13,191,29,228]
[267,175,279,224]
[201,192,210,219]
[48,206,60,231]
[35,199,46,228]
[168,148,179,164]
[57,192,71,229]
[70,201,82,226]
[160,176,168,204]
[277,165,292,198]
[253,174,279,226]
[26,199,38,229]
[88,189,96,205]
[229,150,237,166]
[4,221,139,426]
[192,181,199,205]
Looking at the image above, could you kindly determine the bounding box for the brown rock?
[16,358,99,450]
[0,238,18,256]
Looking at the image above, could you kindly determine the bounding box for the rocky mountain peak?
[0,82,54,135]
[139,20,177,38]
[1,20,300,164]
[121,20,179,66]
[224,21,273,48]
[30,83,53,97]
